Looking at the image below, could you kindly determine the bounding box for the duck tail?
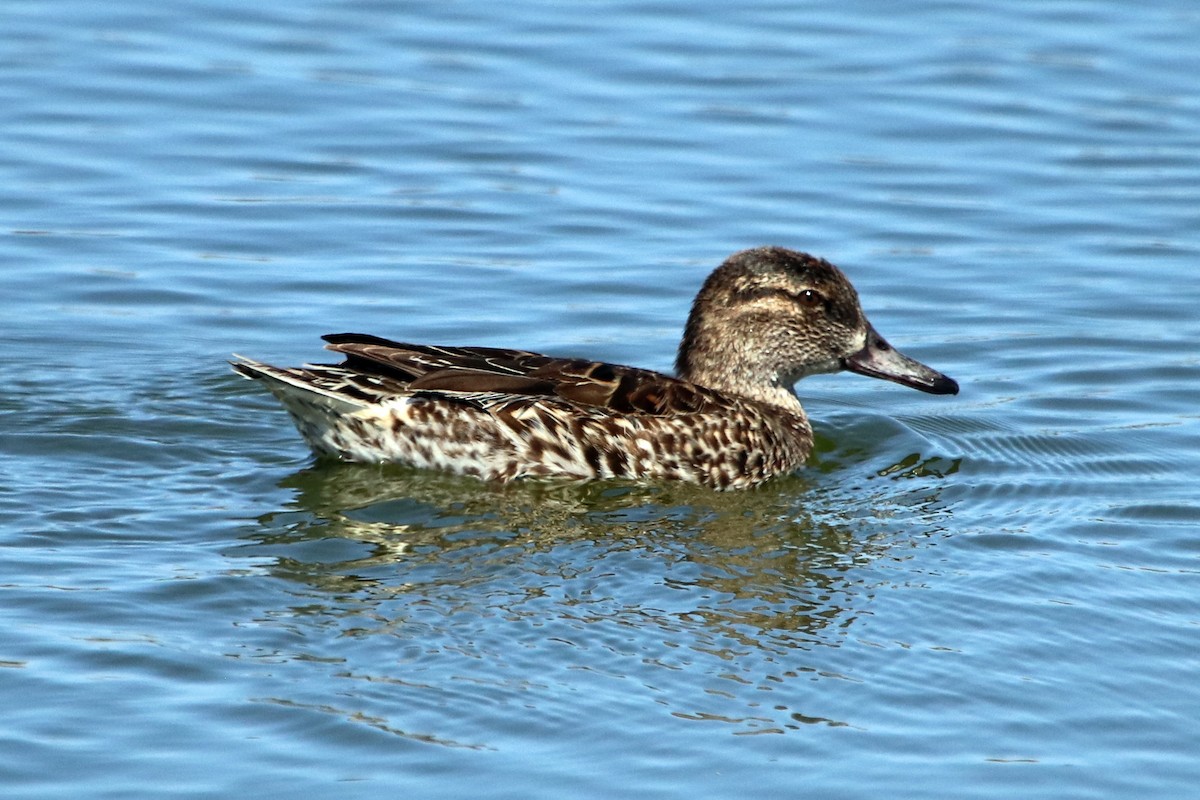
[230,355,368,418]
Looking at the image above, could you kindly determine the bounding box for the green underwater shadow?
[239,432,961,643]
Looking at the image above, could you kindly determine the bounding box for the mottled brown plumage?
[232,247,958,489]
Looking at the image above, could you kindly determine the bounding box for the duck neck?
[676,336,806,414]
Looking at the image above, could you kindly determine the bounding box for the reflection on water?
[234,457,959,736]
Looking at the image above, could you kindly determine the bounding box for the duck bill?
[843,324,959,395]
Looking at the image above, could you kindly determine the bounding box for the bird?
[232,246,958,490]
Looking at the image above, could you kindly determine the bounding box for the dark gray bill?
[842,324,959,395]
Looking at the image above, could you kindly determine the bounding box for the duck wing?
[321,332,719,416]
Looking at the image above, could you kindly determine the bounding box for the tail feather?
[231,355,367,417]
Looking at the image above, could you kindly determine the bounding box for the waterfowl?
[232,246,958,490]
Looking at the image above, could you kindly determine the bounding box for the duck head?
[676,247,959,405]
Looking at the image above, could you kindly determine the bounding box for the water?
[3,1,1199,797]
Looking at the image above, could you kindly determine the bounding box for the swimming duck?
[232,246,958,490]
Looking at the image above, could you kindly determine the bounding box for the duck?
[232,246,958,490]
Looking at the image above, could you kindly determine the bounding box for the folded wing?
[321,332,718,416]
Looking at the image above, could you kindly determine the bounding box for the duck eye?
[798,289,824,308]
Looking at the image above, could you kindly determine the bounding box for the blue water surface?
[2,1,1199,798]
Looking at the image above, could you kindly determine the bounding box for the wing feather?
[319,333,723,417]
